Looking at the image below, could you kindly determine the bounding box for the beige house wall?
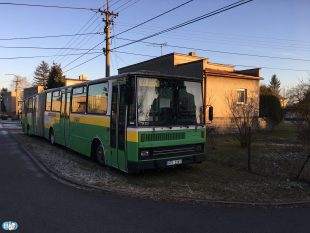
[206,75,260,130]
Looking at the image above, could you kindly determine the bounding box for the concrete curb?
[11,132,310,208]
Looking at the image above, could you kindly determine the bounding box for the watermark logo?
[2,221,19,231]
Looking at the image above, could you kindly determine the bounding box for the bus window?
[87,82,108,114]
[72,86,86,113]
[46,92,52,111]
[28,98,33,113]
[52,91,61,112]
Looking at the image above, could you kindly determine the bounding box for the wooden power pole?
[101,0,118,77]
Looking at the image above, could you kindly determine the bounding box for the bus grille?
[140,132,185,142]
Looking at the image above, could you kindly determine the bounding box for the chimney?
[188,52,197,57]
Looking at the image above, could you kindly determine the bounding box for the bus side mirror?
[208,106,213,122]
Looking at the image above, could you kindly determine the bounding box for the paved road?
[0,122,309,233]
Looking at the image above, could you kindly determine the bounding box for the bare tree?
[292,82,310,179]
[226,93,259,172]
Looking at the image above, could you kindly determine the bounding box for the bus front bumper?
[127,153,205,173]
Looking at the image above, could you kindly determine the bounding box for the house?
[118,52,262,130]
[64,74,88,86]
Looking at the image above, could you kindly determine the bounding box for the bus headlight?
[140,150,150,158]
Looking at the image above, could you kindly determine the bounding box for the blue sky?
[0,0,309,91]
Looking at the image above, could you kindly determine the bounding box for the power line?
[53,13,100,62]
[236,65,310,72]
[0,51,101,60]
[0,45,101,51]
[62,0,194,72]
[116,0,142,13]
[109,0,126,9]
[111,0,194,40]
[113,0,136,11]
[115,39,310,62]
[64,53,103,73]
[0,2,98,11]
[56,15,103,64]
[62,41,105,69]
[114,50,156,57]
[112,0,254,50]
[0,32,101,41]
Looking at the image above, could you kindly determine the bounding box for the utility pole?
[159,43,167,56]
[101,0,118,77]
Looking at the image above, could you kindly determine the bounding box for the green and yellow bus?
[22,72,206,173]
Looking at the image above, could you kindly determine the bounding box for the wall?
[119,54,174,75]
[206,75,260,130]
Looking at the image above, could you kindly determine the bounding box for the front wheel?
[95,144,105,166]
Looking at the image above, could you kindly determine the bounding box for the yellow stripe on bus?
[127,130,138,142]
[70,114,110,127]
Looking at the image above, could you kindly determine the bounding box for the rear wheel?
[95,144,105,166]
[49,129,55,145]
[26,125,30,136]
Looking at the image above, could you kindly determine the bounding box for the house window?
[72,86,87,113]
[87,82,108,114]
[237,89,247,104]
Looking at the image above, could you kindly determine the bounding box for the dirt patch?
[14,132,310,204]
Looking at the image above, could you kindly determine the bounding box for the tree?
[33,61,50,89]
[227,93,259,172]
[293,83,310,180]
[259,85,283,130]
[47,63,65,89]
[269,74,281,95]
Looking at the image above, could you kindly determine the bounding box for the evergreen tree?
[33,61,50,89]
[259,85,283,130]
[269,74,281,95]
[47,63,65,89]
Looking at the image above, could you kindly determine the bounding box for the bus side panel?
[26,112,34,134]
[36,94,45,137]
[52,112,62,144]
[44,112,60,140]
[126,129,139,163]
[69,114,110,158]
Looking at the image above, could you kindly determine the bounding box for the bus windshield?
[137,77,204,126]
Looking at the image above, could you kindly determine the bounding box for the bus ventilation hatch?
[140,132,185,142]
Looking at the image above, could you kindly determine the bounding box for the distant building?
[119,52,262,130]
[23,85,45,100]
[64,75,88,86]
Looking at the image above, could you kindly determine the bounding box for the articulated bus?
[22,72,206,173]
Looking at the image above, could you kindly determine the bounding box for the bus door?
[110,81,127,170]
[59,89,70,146]
[64,89,71,147]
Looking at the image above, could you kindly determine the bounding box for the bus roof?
[24,72,200,100]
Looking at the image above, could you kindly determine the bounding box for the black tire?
[95,144,105,166]
[49,129,55,145]
[26,125,30,136]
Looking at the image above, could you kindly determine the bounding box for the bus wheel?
[49,129,55,145]
[95,144,105,166]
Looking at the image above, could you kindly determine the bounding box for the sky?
[0,0,309,92]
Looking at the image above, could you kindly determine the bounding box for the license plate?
[166,159,182,166]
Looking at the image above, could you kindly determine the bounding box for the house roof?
[205,69,262,80]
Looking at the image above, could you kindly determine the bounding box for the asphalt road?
[0,121,309,233]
